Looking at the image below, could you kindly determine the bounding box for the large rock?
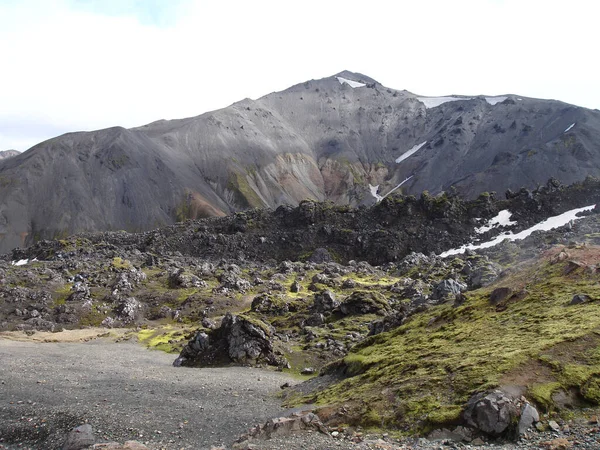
[432,279,467,300]
[63,424,95,450]
[235,412,329,443]
[463,391,518,436]
[313,290,339,312]
[518,403,540,434]
[174,313,288,368]
[339,291,390,316]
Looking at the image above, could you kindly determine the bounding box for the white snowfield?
[440,204,596,257]
[369,184,383,202]
[11,258,37,266]
[485,96,508,106]
[336,76,366,88]
[565,123,575,133]
[396,141,427,164]
[475,209,517,234]
[417,96,470,108]
[368,176,413,203]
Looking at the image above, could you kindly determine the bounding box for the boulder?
[235,412,329,443]
[63,424,95,450]
[432,279,466,300]
[339,291,390,316]
[113,297,142,323]
[570,294,592,305]
[463,391,518,436]
[175,313,288,368]
[313,290,339,312]
[251,294,289,315]
[518,403,540,434]
[168,268,205,289]
[489,287,512,305]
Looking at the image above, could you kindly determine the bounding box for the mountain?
[0,150,20,160]
[0,70,599,253]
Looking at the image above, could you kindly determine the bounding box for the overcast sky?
[1,0,598,152]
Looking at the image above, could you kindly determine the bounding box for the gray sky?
[1,0,599,152]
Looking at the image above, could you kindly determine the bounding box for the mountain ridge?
[0,71,599,253]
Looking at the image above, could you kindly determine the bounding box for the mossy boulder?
[339,291,390,316]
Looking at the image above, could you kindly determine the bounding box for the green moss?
[529,382,562,410]
[138,326,191,354]
[227,172,264,208]
[292,257,600,431]
[112,257,132,270]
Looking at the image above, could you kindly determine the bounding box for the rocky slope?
[1,71,599,253]
[1,181,600,448]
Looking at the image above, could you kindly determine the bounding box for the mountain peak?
[333,70,379,85]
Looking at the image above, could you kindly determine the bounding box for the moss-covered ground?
[293,246,600,432]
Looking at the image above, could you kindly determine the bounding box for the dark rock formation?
[175,313,288,368]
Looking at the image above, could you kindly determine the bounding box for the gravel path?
[0,337,297,449]
[2,337,600,450]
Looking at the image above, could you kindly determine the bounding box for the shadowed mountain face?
[1,70,599,253]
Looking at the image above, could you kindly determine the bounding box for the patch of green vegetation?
[529,382,562,410]
[227,171,264,208]
[79,307,106,327]
[292,257,600,432]
[52,283,73,305]
[112,257,132,270]
[137,326,191,353]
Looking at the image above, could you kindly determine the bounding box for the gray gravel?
[0,338,297,449]
[2,338,600,450]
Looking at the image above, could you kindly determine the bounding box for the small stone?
[471,437,485,446]
[301,367,316,375]
[536,422,547,432]
[280,382,291,389]
[548,420,561,432]
[541,438,572,450]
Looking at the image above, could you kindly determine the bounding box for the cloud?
[0,0,598,152]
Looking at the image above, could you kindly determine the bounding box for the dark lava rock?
[463,391,518,436]
[432,279,467,300]
[251,294,289,315]
[313,290,339,312]
[571,294,593,305]
[175,312,288,368]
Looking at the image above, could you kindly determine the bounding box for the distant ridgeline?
[10,177,600,265]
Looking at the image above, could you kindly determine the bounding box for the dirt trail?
[0,334,298,449]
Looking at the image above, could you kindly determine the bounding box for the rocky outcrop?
[174,312,288,368]
[339,291,390,316]
[462,390,540,437]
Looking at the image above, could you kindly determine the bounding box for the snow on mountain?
[565,123,576,133]
[485,96,508,105]
[417,97,470,108]
[396,142,427,164]
[336,77,366,88]
[475,210,517,234]
[440,205,596,257]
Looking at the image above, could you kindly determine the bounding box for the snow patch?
[475,210,517,234]
[440,204,596,257]
[564,123,575,133]
[369,184,383,202]
[485,96,508,106]
[12,259,28,266]
[417,97,470,108]
[336,77,366,88]
[396,141,427,164]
